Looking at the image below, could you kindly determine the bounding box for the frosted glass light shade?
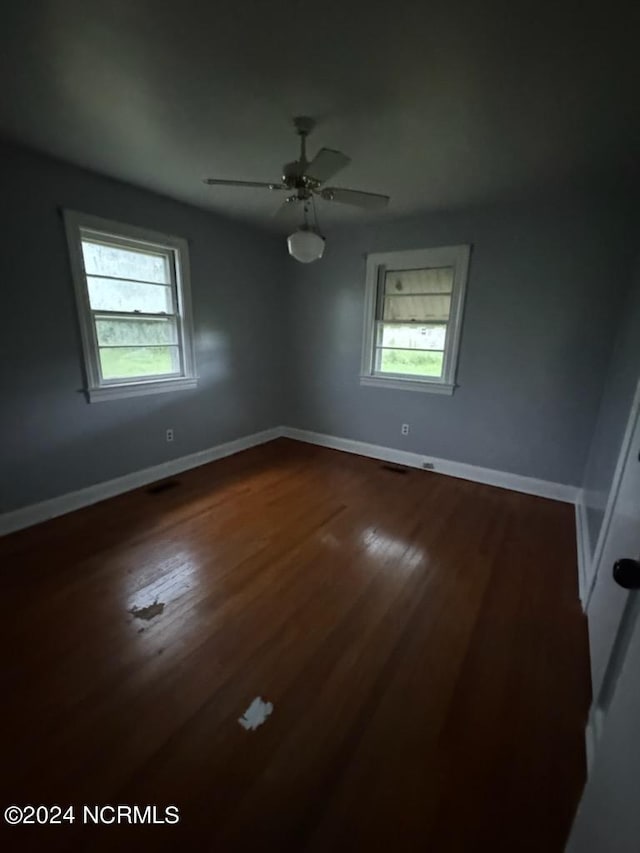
[287,227,325,263]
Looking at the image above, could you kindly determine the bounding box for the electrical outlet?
[401,424,410,436]
[166,428,174,443]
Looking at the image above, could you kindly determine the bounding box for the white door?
[566,591,640,852]
[567,381,640,851]
[586,380,640,732]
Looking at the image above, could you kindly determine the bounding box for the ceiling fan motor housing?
[293,115,316,136]
[282,160,302,184]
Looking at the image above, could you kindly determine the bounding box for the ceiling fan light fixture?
[287,226,325,263]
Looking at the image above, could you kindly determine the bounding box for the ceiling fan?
[203,116,390,262]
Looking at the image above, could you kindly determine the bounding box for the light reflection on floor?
[123,545,203,647]
[360,526,427,573]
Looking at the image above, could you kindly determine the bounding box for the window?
[64,211,197,402]
[360,244,470,394]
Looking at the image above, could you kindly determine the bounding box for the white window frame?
[360,244,471,395]
[64,210,197,402]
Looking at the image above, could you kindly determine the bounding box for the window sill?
[360,375,455,395]
[86,377,198,403]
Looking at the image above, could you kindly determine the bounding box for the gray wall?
[581,259,640,557]
[1,139,636,517]
[286,195,638,486]
[0,142,287,513]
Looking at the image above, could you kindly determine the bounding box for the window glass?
[82,240,170,283]
[99,346,181,380]
[86,277,174,314]
[361,246,470,393]
[66,212,196,400]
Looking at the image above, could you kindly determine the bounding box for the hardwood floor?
[0,438,590,852]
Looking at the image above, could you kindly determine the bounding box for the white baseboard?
[1,424,580,537]
[0,427,281,536]
[281,426,578,504]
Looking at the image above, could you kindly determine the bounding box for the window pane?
[378,348,444,378]
[383,293,451,322]
[95,317,178,347]
[384,267,453,295]
[81,239,170,283]
[87,277,174,313]
[379,323,446,350]
[99,346,181,379]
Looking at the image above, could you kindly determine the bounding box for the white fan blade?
[306,148,351,183]
[320,187,390,209]
[203,178,286,189]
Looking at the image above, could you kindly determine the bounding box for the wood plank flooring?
[0,438,591,852]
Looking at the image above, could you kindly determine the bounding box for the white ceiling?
[1,0,637,231]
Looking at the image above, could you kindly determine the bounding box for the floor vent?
[147,479,180,495]
[381,463,409,474]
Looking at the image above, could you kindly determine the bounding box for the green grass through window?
[380,349,443,377]
[99,347,178,380]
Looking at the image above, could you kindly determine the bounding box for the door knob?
[613,559,640,590]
